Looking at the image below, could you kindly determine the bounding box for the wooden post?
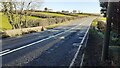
[102,1,113,61]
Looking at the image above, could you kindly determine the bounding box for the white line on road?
[0,49,10,54]
[69,19,93,68]
[0,20,86,57]
[80,53,85,66]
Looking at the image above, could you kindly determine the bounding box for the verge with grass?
[82,27,103,66]
[83,18,120,67]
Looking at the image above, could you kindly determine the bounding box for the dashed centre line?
[0,20,87,57]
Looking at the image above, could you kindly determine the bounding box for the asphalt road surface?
[0,17,96,67]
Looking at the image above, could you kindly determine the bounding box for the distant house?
[48,9,53,12]
[61,10,69,13]
[72,10,77,13]
[44,7,53,12]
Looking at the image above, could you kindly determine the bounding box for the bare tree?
[24,1,42,28]
[2,2,16,29]
[1,0,42,29]
[24,1,32,28]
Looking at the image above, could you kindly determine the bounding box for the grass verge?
[109,46,120,66]
[82,28,103,66]
[83,18,120,67]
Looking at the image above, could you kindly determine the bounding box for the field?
[0,12,73,30]
[0,12,89,31]
[0,12,43,30]
[31,12,73,17]
[77,13,88,17]
[0,13,12,30]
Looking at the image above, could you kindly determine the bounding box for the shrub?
[97,21,106,32]
[26,16,76,27]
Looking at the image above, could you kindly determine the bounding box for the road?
[0,17,96,67]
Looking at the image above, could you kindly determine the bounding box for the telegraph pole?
[102,1,114,61]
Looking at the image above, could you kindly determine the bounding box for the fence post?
[102,1,113,61]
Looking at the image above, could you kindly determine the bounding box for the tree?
[100,2,108,17]
[73,10,77,13]
[1,0,41,29]
[2,2,16,29]
[44,7,48,11]
[100,1,120,61]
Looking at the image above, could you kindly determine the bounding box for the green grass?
[31,12,72,17]
[13,14,43,24]
[0,12,75,30]
[109,46,120,66]
[0,12,43,30]
[91,17,106,27]
[0,13,12,30]
[1,11,86,31]
[99,17,106,21]
[91,19,98,27]
[77,13,88,17]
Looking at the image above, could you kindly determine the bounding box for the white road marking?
[0,20,84,57]
[69,19,93,68]
[0,49,10,54]
[80,35,89,67]
[80,53,85,66]
[59,36,65,39]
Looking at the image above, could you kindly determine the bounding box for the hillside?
[0,12,43,30]
[0,11,88,31]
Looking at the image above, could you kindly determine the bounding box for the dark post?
[102,1,113,61]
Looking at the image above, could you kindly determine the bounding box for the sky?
[0,0,101,14]
[40,0,101,14]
